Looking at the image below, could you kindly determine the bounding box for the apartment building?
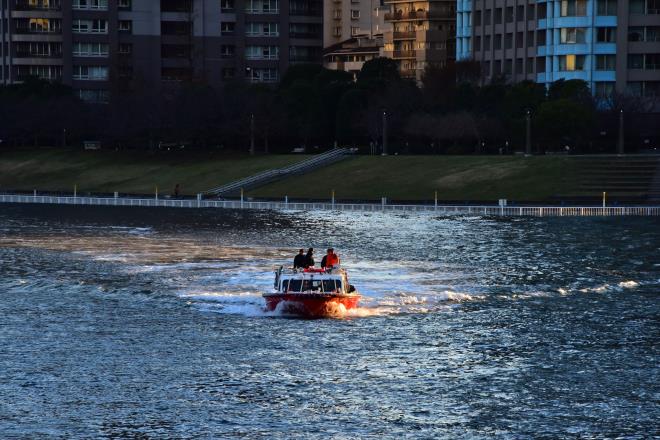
[0,0,323,102]
[381,0,455,81]
[323,0,387,47]
[457,0,660,99]
[323,34,382,78]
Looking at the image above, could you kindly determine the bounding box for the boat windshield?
[282,279,342,292]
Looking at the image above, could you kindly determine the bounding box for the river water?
[0,205,658,439]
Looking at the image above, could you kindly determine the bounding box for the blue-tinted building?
[456,0,660,99]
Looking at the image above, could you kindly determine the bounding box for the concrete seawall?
[2,194,660,217]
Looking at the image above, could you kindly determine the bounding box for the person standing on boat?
[321,248,340,268]
[293,249,306,269]
[304,248,315,268]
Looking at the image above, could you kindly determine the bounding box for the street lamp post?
[525,110,532,156]
[249,113,255,156]
[382,110,388,156]
[617,109,624,155]
[62,128,67,148]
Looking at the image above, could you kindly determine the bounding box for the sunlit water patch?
[0,204,658,438]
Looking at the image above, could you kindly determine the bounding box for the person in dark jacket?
[305,248,314,268]
[293,249,307,269]
[293,249,306,269]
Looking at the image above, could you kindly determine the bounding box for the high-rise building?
[381,0,456,81]
[0,0,323,102]
[457,0,660,99]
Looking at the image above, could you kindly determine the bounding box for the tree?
[357,57,401,88]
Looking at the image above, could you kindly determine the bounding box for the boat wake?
[178,289,477,318]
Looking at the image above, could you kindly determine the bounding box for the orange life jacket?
[326,253,339,267]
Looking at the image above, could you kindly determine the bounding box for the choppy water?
[0,205,658,439]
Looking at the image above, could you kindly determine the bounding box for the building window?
[162,44,190,58]
[474,10,481,26]
[558,54,585,71]
[245,45,279,60]
[72,0,108,10]
[628,26,645,41]
[494,34,502,50]
[646,54,660,69]
[484,35,491,50]
[118,43,132,54]
[596,54,616,70]
[474,35,481,51]
[245,0,279,14]
[597,0,617,15]
[333,26,341,37]
[527,5,535,21]
[351,10,360,19]
[504,59,512,74]
[494,8,502,24]
[505,6,513,22]
[627,54,644,69]
[594,82,615,98]
[118,20,131,33]
[247,67,278,83]
[596,27,616,43]
[220,22,235,35]
[560,0,587,17]
[351,26,360,35]
[118,0,131,9]
[484,9,491,25]
[15,65,62,80]
[526,57,534,74]
[77,89,109,103]
[504,33,512,49]
[560,28,586,44]
[221,0,234,12]
[246,22,279,36]
[537,30,546,46]
[537,57,546,73]
[515,58,523,73]
[73,65,109,80]
[220,45,235,58]
[73,42,109,57]
[222,68,235,80]
[516,5,524,21]
[73,19,108,33]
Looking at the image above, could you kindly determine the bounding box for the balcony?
[15,51,62,58]
[393,30,416,39]
[291,8,322,16]
[392,50,415,58]
[245,8,279,14]
[400,68,416,78]
[385,10,452,21]
[14,0,61,10]
[14,27,62,35]
[290,32,321,39]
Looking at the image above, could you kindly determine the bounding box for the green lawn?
[249,156,581,201]
[0,149,585,201]
[0,148,309,195]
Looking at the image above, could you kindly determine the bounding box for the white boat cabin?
[274,267,354,294]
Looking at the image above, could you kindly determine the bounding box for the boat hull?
[263,293,360,317]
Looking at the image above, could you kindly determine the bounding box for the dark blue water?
[1,205,658,438]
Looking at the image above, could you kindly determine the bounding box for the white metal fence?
[1,194,659,216]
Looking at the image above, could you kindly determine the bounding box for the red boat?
[263,266,360,318]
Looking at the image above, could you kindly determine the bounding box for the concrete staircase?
[205,148,353,197]
[572,156,660,203]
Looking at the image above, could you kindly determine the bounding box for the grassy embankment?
[0,149,581,201]
[249,155,580,202]
[0,148,309,195]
